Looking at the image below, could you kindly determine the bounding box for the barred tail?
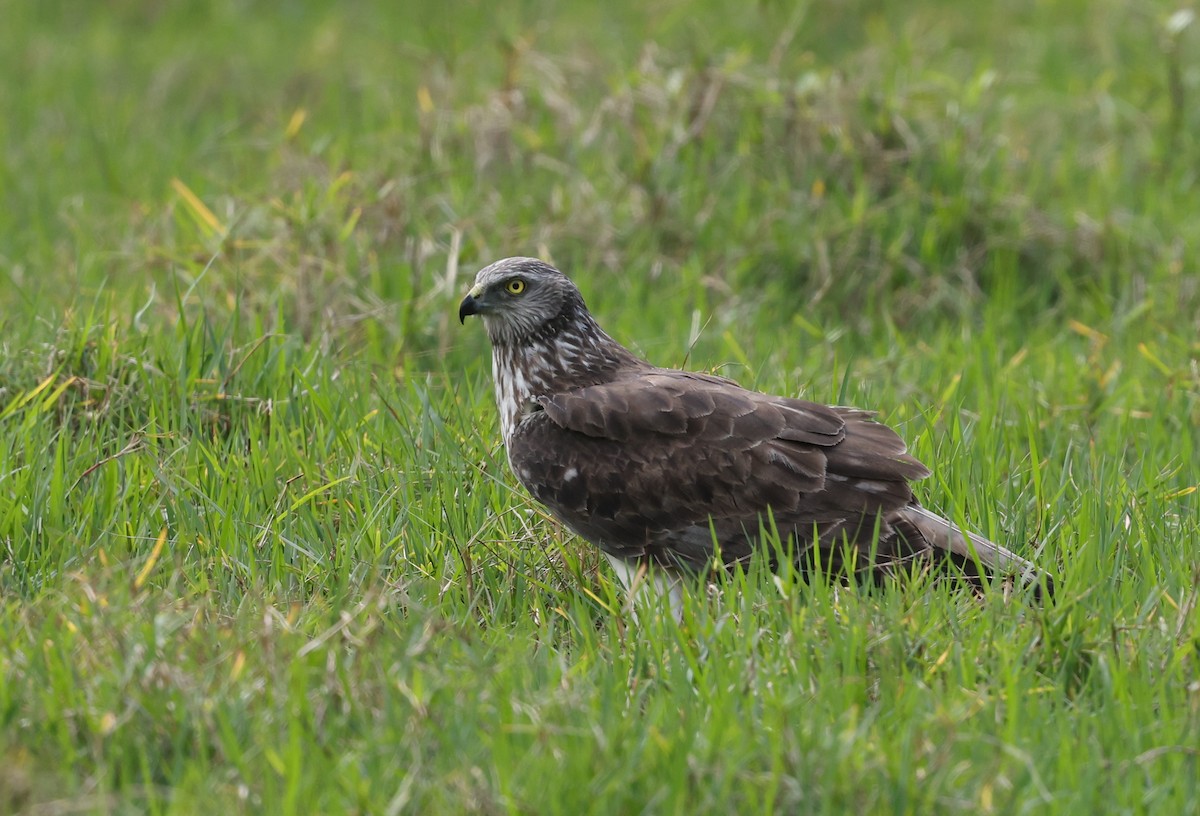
[899,504,1054,600]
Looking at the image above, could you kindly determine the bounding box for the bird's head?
[458,257,583,347]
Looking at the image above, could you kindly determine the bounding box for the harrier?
[459,257,1052,614]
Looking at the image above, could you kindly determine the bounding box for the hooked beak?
[458,284,484,324]
[458,295,478,324]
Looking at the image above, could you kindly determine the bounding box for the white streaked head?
[458,257,585,349]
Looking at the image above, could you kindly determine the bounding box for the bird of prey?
[459,257,1052,615]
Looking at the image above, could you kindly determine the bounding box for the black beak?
[458,294,480,324]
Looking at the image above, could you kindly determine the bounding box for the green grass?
[2,0,1199,812]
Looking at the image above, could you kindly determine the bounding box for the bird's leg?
[603,554,684,623]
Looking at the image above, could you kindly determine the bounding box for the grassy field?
[2,0,1198,812]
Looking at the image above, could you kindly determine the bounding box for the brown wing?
[507,370,931,569]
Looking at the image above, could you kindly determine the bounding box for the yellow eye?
[505,279,526,295]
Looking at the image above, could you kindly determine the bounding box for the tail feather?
[899,504,1054,599]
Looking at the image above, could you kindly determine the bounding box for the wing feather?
[514,370,931,569]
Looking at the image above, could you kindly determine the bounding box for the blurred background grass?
[1,0,1198,813]
[4,0,1197,352]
